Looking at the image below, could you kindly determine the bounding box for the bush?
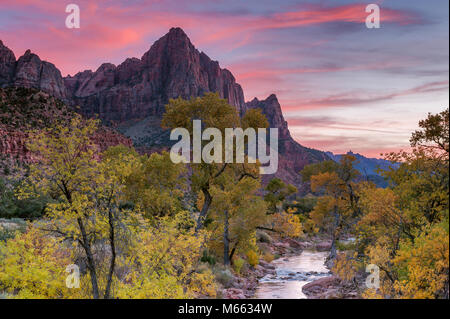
[232,257,245,275]
[246,250,259,268]
[200,250,216,265]
[0,177,49,219]
[213,268,235,288]
[256,230,273,243]
[263,252,274,263]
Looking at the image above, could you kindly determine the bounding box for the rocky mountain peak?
[141,27,196,65]
[0,40,16,86]
[64,27,246,122]
[0,29,330,190]
[0,40,66,99]
[246,93,289,139]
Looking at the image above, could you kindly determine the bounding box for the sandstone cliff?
[64,27,246,123]
[0,28,330,189]
[0,41,66,100]
[0,87,131,162]
[246,94,329,188]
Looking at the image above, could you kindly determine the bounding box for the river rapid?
[254,250,331,299]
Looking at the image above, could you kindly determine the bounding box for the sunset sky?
[0,0,448,157]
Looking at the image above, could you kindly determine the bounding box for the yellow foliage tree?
[359,109,449,299]
[17,115,143,299]
[272,208,303,238]
[116,213,216,298]
[0,227,79,298]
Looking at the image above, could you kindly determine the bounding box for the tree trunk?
[104,209,116,299]
[229,241,239,264]
[77,217,100,299]
[329,204,340,261]
[196,188,212,232]
[223,210,230,266]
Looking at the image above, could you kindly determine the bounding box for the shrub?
[0,177,49,220]
[232,257,245,275]
[213,268,235,288]
[246,250,259,267]
[0,227,75,298]
[256,230,273,243]
[263,252,274,263]
[200,250,216,265]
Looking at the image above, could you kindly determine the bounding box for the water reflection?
[254,250,330,299]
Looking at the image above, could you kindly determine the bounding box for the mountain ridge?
[326,151,399,187]
[0,27,330,189]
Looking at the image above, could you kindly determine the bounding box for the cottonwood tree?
[301,155,361,260]
[206,164,267,265]
[162,93,269,232]
[18,115,140,299]
[264,178,297,214]
[103,146,187,219]
[359,109,449,299]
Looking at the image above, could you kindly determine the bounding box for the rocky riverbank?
[301,275,362,299]
[221,235,335,299]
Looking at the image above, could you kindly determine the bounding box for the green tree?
[103,146,187,218]
[264,178,297,214]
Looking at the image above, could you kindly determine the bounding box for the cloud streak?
[0,0,447,157]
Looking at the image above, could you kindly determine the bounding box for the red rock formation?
[64,27,246,123]
[14,50,67,100]
[0,87,131,162]
[246,94,329,189]
[1,28,330,190]
[0,127,131,163]
[0,40,16,87]
[0,41,66,99]
[91,127,133,153]
[0,129,29,162]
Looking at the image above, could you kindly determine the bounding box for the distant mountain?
[326,151,398,187]
[0,28,330,190]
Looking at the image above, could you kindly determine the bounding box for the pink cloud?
[0,1,422,75]
[0,0,439,159]
[281,81,449,111]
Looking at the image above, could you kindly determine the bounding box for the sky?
[0,0,448,158]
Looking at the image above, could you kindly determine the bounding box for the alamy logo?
[169,120,279,174]
[65,4,80,29]
[65,264,80,288]
[365,264,380,289]
[366,4,381,28]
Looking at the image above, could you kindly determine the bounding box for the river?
[254,250,331,299]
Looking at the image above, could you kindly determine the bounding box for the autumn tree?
[207,166,267,265]
[103,146,187,218]
[17,115,141,299]
[162,93,269,232]
[301,155,361,260]
[264,178,297,214]
[359,108,449,299]
[115,212,216,298]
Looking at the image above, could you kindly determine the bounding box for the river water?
[254,250,331,299]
